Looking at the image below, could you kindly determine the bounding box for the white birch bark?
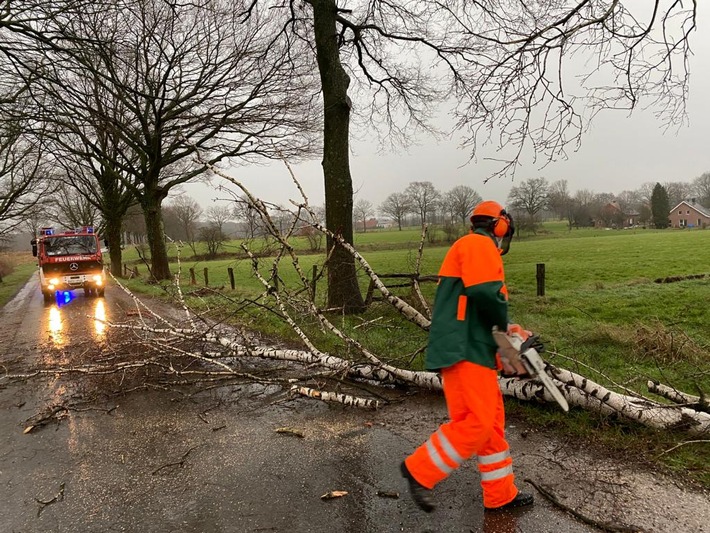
[100,316,710,433]
[553,368,710,435]
[305,219,432,330]
[647,381,706,407]
[290,386,381,409]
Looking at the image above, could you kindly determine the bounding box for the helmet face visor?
[499,212,514,255]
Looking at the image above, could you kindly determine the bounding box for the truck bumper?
[45,273,105,292]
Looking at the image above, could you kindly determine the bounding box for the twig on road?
[35,482,65,517]
[151,445,199,475]
[524,478,645,533]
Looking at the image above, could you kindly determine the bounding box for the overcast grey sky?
[182,3,710,212]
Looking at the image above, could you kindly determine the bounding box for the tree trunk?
[311,0,365,313]
[142,189,170,280]
[105,215,123,277]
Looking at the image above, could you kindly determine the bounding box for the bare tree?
[169,196,202,255]
[444,185,482,227]
[0,112,52,237]
[353,199,374,233]
[664,181,694,209]
[568,189,597,228]
[616,190,642,213]
[198,223,226,260]
[287,0,695,311]
[507,178,549,233]
[21,202,51,238]
[46,182,101,230]
[300,204,325,252]
[122,204,146,245]
[233,196,263,239]
[547,180,571,222]
[269,205,298,241]
[637,182,657,206]
[42,135,137,277]
[379,192,411,231]
[692,172,710,207]
[205,205,233,239]
[26,0,317,281]
[404,181,440,226]
[617,189,648,226]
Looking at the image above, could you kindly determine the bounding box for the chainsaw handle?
[520,334,545,354]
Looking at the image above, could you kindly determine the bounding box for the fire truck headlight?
[93,275,103,286]
[49,278,60,285]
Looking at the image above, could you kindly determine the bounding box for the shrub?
[0,255,15,280]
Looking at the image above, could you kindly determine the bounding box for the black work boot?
[484,491,534,512]
[400,461,435,513]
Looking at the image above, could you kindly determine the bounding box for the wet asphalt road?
[0,276,707,532]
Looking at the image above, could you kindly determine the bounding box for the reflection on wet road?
[93,299,106,339]
[48,306,64,346]
[43,290,108,348]
[482,510,518,532]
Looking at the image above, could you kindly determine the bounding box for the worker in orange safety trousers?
[401,200,534,513]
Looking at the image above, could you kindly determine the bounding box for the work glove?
[495,323,531,377]
[520,334,545,356]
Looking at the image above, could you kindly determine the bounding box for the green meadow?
[0,253,38,307]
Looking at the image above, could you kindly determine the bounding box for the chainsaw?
[492,326,569,412]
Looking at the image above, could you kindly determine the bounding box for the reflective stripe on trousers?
[423,428,464,475]
[478,449,512,480]
[404,361,518,508]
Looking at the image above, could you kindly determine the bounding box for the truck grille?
[42,261,103,276]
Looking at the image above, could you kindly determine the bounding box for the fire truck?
[31,226,106,302]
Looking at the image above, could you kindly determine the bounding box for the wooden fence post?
[536,263,546,297]
[364,279,376,306]
[123,263,128,277]
[203,267,209,286]
[189,268,196,285]
[228,267,235,290]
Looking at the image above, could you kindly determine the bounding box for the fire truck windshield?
[44,235,97,256]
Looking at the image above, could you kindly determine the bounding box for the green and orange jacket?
[424,228,508,371]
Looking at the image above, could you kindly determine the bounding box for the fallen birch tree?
[3,161,707,437]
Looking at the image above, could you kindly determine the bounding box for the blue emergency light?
[39,227,54,236]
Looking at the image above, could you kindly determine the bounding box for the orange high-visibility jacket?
[425,229,509,370]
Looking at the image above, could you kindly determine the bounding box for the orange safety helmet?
[470,200,515,254]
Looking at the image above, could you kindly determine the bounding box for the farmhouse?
[596,201,640,228]
[668,199,710,229]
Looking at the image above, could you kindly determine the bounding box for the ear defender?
[492,211,509,238]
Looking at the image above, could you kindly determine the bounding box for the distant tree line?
[362,173,710,237]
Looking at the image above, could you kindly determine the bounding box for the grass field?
[0,253,37,307]
[102,224,710,487]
